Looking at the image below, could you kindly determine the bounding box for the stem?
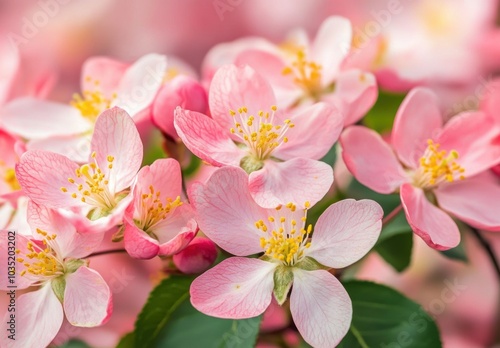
[87,249,127,258]
[469,227,500,280]
[382,204,403,226]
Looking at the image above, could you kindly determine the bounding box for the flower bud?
[172,237,217,274]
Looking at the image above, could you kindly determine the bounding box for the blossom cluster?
[1,9,500,348]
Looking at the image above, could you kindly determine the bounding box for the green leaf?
[338,281,441,348]
[155,300,262,348]
[116,332,135,348]
[56,340,90,348]
[134,275,194,348]
[363,91,406,133]
[376,232,413,272]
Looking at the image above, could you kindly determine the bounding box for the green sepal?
[240,155,264,174]
[51,277,66,303]
[294,256,328,271]
[273,266,293,305]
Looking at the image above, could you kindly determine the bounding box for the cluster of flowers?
[1,15,500,348]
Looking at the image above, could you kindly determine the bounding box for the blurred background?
[1,1,500,347]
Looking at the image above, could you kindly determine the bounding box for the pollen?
[137,185,183,233]
[70,80,115,122]
[282,49,323,97]
[257,203,312,266]
[3,168,20,191]
[413,139,465,189]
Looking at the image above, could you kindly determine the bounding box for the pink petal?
[27,133,92,163]
[0,98,92,139]
[190,257,276,319]
[172,237,218,274]
[480,77,500,121]
[91,107,143,193]
[436,111,500,177]
[290,269,352,348]
[64,266,113,327]
[0,129,18,167]
[155,207,198,256]
[27,202,103,259]
[311,16,352,85]
[435,172,500,231]
[392,88,443,168]
[174,107,244,167]
[340,126,407,194]
[0,284,63,348]
[114,54,167,117]
[273,102,343,160]
[81,56,129,98]
[123,221,159,259]
[0,40,19,104]
[151,76,208,139]
[188,167,267,256]
[0,231,33,290]
[16,150,83,209]
[330,69,378,126]
[209,64,276,131]
[400,183,460,250]
[308,199,383,268]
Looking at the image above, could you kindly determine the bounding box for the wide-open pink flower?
[175,64,342,208]
[231,16,378,126]
[189,167,383,347]
[1,54,165,162]
[341,87,500,250]
[123,158,198,259]
[15,107,143,234]
[0,202,111,348]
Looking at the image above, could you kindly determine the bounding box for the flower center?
[16,229,64,283]
[282,49,323,97]
[70,78,116,123]
[136,185,183,234]
[229,106,294,161]
[257,202,312,266]
[3,168,20,191]
[60,152,118,211]
[419,1,455,36]
[412,139,465,189]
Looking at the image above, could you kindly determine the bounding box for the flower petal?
[0,284,63,348]
[400,183,460,250]
[209,64,276,131]
[0,40,18,104]
[16,150,82,209]
[392,88,443,168]
[340,126,407,194]
[190,257,276,319]
[64,266,113,327]
[174,107,244,167]
[308,199,383,268]
[0,231,34,290]
[27,133,92,164]
[91,107,143,193]
[273,102,343,160]
[188,167,267,256]
[114,54,167,116]
[0,98,92,139]
[249,158,333,209]
[435,172,500,231]
[123,221,160,259]
[290,269,352,348]
[134,158,183,205]
[81,56,129,98]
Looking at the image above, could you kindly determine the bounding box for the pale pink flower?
[15,107,143,234]
[0,129,24,201]
[123,158,198,259]
[341,87,500,250]
[175,64,342,208]
[189,167,383,347]
[230,16,378,126]
[1,54,166,162]
[0,202,111,348]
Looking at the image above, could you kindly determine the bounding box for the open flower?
[175,64,342,208]
[341,87,500,250]
[123,158,198,259]
[0,202,110,348]
[1,54,166,162]
[189,167,383,347]
[15,107,143,233]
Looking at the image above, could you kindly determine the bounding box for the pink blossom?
[0,202,111,348]
[175,64,342,208]
[172,237,218,274]
[189,167,383,347]
[341,87,500,250]
[1,54,166,162]
[123,158,198,259]
[15,107,143,234]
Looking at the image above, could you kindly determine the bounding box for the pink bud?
[172,237,217,274]
[151,75,208,140]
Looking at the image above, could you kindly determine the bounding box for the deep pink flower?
[0,202,111,348]
[15,107,143,234]
[123,158,198,259]
[175,64,342,208]
[172,237,218,274]
[341,88,500,250]
[189,167,383,347]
